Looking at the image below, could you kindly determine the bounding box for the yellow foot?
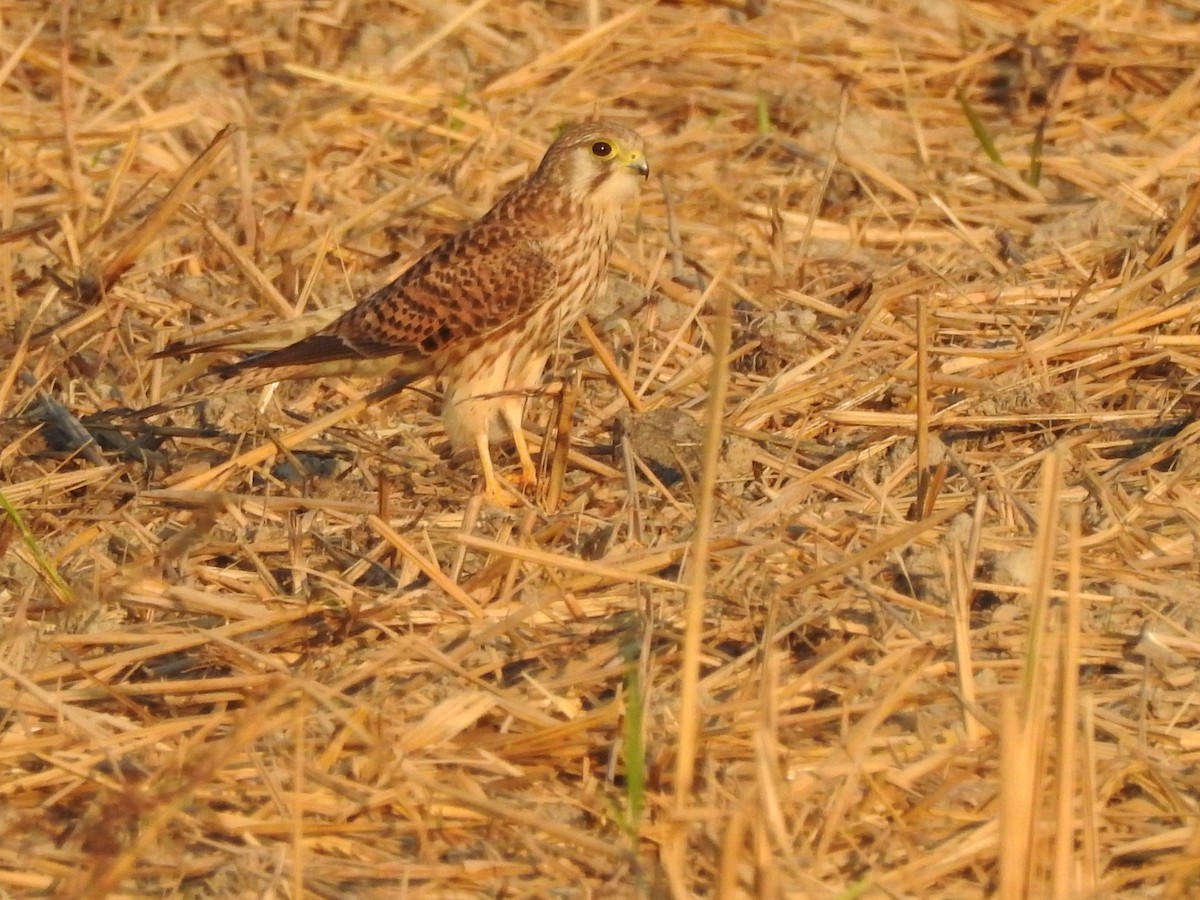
[479,475,531,508]
[481,484,520,508]
[475,428,538,508]
[515,467,538,492]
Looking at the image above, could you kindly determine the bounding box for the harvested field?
[3,1,1200,896]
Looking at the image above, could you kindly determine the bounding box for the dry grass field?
[3,0,1200,896]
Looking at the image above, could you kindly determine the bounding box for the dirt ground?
[3,1,1200,897]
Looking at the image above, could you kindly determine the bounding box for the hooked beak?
[625,153,650,179]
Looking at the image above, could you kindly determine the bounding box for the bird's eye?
[591,141,614,158]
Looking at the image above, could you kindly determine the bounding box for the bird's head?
[538,120,649,209]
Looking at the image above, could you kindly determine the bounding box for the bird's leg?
[474,429,519,507]
[501,399,538,489]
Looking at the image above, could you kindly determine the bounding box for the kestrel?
[161,121,648,504]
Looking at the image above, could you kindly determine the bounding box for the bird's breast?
[433,211,619,385]
[544,215,620,318]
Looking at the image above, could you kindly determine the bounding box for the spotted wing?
[226,234,558,374]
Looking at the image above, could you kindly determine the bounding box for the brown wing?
[226,228,559,374]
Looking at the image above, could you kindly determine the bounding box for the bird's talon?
[480,478,523,508]
[482,491,520,508]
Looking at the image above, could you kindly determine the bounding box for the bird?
[157,121,649,504]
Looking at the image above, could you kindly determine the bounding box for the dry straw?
[2,0,1200,897]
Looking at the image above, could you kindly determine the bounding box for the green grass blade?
[622,654,646,835]
[1028,118,1045,186]
[0,488,73,605]
[756,93,773,135]
[956,86,1004,166]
